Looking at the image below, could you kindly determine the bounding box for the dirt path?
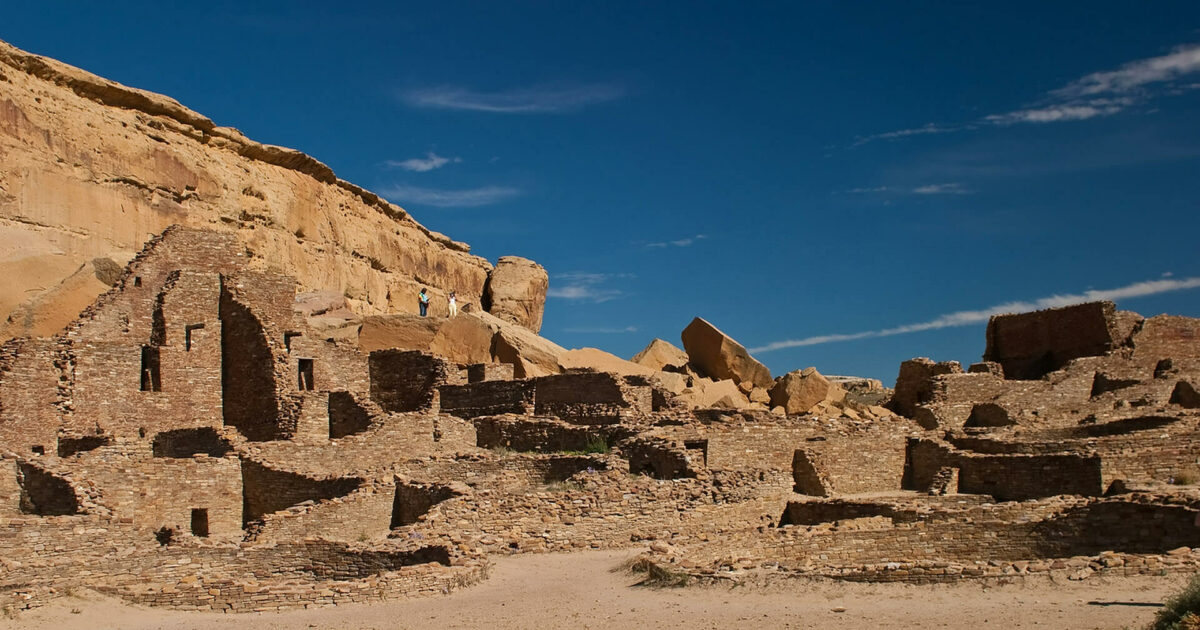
[3,550,1186,629]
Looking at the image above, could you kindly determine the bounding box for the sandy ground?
[2,550,1187,630]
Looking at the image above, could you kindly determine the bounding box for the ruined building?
[0,224,1197,612]
[1,38,1199,614]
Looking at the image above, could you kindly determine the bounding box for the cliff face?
[0,39,495,341]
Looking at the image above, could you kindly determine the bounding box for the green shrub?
[1151,574,1200,630]
[583,436,609,454]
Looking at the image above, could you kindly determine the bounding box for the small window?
[133,276,142,287]
[31,445,45,455]
[190,508,209,537]
[284,332,301,353]
[298,358,314,391]
[140,346,162,392]
[184,323,205,351]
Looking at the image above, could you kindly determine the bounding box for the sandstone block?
[769,367,845,415]
[485,256,548,333]
[630,338,688,371]
[558,348,655,376]
[680,317,771,389]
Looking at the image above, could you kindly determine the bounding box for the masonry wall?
[532,372,652,425]
[240,459,362,522]
[0,338,63,455]
[904,438,1105,500]
[57,443,243,538]
[369,350,457,413]
[440,380,535,418]
[984,301,1125,380]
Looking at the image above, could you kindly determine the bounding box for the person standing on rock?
[448,290,458,317]
[418,287,429,317]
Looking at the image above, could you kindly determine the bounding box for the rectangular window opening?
[684,439,709,467]
[298,358,315,391]
[184,323,205,351]
[190,508,209,537]
[140,346,162,392]
[284,332,301,353]
[31,445,45,455]
[133,276,142,287]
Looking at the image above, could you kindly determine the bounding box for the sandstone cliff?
[0,39,533,340]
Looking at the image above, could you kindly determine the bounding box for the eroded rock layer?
[0,38,493,341]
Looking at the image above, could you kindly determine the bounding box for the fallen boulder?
[680,317,772,389]
[769,367,846,415]
[484,311,565,378]
[559,347,655,376]
[631,338,689,371]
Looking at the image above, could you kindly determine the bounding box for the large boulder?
[485,256,549,333]
[428,313,497,365]
[631,338,689,371]
[358,314,443,354]
[558,348,655,376]
[769,367,846,415]
[478,311,564,378]
[677,378,749,409]
[680,317,772,389]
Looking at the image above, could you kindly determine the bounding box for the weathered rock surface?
[769,367,846,415]
[558,348,655,376]
[485,256,548,333]
[483,312,565,378]
[0,38,499,342]
[358,314,444,354]
[680,317,772,389]
[677,378,750,409]
[631,338,689,372]
[429,313,497,366]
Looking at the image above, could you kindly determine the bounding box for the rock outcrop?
[0,38,507,341]
[680,317,772,389]
[631,338,689,372]
[484,256,549,333]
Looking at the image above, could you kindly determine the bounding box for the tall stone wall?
[983,301,1133,380]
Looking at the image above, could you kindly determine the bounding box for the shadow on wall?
[17,462,80,515]
[220,283,282,441]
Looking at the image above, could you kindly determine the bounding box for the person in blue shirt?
[418,287,429,317]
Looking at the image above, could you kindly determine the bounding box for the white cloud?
[386,152,462,172]
[378,184,520,208]
[402,83,624,113]
[1053,44,1200,98]
[645,234,708,248]
[563,325,639,334]
[859,42,1200,143]
[547,272,633,303]
[912,182,970,195]
[750,276,1200,354]
[847,183,969,195]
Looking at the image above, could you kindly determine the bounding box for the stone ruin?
[0,225,1197,613]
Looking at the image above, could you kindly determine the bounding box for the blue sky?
[5,2,1200,382]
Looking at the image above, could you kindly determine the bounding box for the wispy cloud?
[379,184,520,208]
[858,43,1200,144]
[847,183,970,195]
[547,272,633,303]
[385,152,462,172]
[563,325,639,334]
[401,83,624,113]
[750,275,1200,354]
[645,234,708,248]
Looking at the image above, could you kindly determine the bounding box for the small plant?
[630,558,691,588]
[489,445,514,457]
[1152,574,1200,630]
[583,436,609,455]
[544,480,584,492]
[1169,472,1197,486]
[356,532,370,542]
